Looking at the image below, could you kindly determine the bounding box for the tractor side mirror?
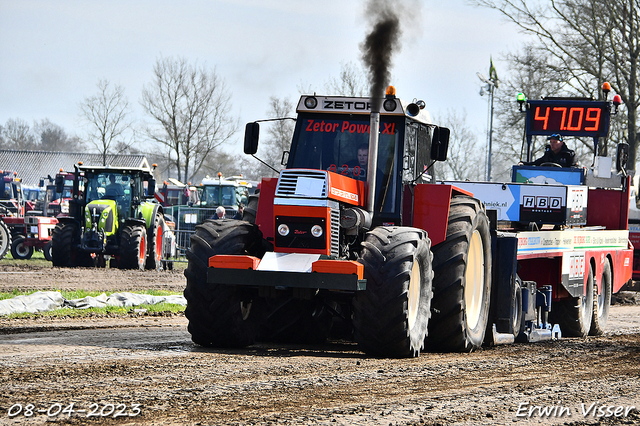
[431,126,450,161]
[147,178,156,198]
[244,122,260,155]
[616,142,629,173]
[55,175,64,194]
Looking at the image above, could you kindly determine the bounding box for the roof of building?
[0,150,149,187]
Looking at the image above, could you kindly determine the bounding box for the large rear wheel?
[590,259,612,336]
[550,264,594,337]
[119,224,147,270]
[184,219,267,348]
[353,226,433,358]
[0,219,11,260]
[145,213,164,270]
[427,196,492,352]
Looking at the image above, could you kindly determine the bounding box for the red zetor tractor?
[184,85,631,357]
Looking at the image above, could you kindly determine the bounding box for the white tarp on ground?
[0,290,187,316]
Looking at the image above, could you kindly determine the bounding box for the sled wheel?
[590,259,611,336]
[146,213,164,270]
[11,236,34,260]
[0,219,11,260]
[353,226,433,358]
[184,219,267,348]
[427,195,492,352]
[119,224,147,270]
[550,264,594,337]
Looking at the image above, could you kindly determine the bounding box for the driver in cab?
[533,134,577,167]
[104,174,125,198]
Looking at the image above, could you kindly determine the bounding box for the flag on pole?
[489,57,499,87]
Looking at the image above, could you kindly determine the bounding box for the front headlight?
[61,200,69,213]
[311,225,323,238]
[277,224,290,236]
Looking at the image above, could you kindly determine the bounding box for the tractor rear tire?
[145,214,164,270]
[119,224,147,270]
[427,195,492,353]
[51,223,94,267]
[11,236,33,260]
[550,264,594,338]
[353,226,433,358]
[0,219,11,260]
[590,259,612,336]
[184,219,267,348]
[243,191,259,225]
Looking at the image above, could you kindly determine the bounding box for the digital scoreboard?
[525,99,610,139]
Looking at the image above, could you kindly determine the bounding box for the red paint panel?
[412,184,453,247]
[586,177,630,230]
[273,204,332,255]
[256,178,277,241]
[326,172,366,207]
[312,259,364,279]
[209,255,260,269]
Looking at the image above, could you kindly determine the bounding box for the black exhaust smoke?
[360,0,403,112]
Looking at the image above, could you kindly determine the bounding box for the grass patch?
[1,289,185,319]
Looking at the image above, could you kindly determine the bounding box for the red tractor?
[184,85,631,357]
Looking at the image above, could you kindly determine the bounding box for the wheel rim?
[465,230,485,330]
[156,228,163,260]
[407,260,421,330]
[16,243,29,257]
[139,235,146,263]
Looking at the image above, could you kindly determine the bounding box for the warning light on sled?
[517,93,526,111]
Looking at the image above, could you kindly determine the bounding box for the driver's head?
[548,134,563,154]
[108,174,116,183]
[357,143,369,167]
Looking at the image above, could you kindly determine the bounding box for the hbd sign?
[522,196,562,210]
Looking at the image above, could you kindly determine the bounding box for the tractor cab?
[266,87,446,227]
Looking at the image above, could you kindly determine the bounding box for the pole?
[487,82,495,181]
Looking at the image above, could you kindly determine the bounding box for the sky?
[0,0,530,159]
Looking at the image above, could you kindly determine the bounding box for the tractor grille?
[330,206,340,256]
[276,170,327,198]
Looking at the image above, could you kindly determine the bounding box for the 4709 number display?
[526,100,609,138]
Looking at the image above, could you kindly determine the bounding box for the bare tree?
[324,61,369,96]
[34,119,84,152]
[435,109,485,181]
[79,79,133,165]
[473,0,640,169]
[141,56,238,182]
[0,118,37,150]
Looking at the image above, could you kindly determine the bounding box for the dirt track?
[1,264,640,425]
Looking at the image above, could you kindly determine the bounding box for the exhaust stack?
[366,112,380,214]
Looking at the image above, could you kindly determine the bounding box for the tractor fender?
[140,202,163,229]
[56,215,82,228]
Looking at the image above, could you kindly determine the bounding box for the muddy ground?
[0,263,640,426]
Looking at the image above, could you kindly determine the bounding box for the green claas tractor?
[51,164,165,270]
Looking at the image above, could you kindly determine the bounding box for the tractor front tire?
[427,196,492,353]
[119,225,147,270]
[43,241,53,262]
[145,214,164,270]
[11,236,33,260]
[0,219,11,260]
[51,223,93,267]
[550,264,595,337]
[184,219,266,348]
[353,226,433,358]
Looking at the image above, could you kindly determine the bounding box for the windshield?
[288,114,402,213]
[85,172,132,205]
[201,185,237,207]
